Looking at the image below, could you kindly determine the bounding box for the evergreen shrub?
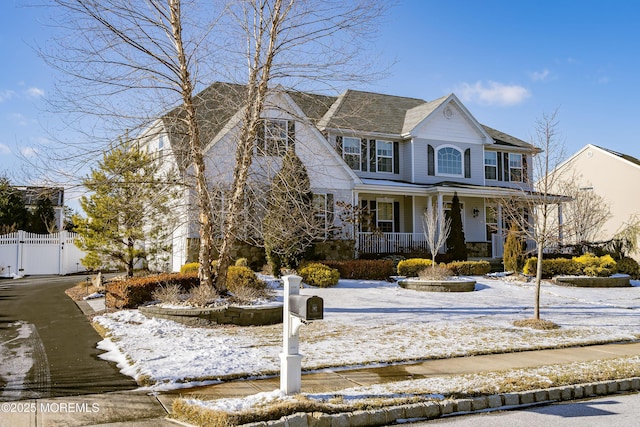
[318,260,395,280]
[523,254,618,278]
[615,257,640,279]
[298,263,340,287]
[180,262,200,274]
[397,258,433,277]
[446,260,491,276]
[226,266,267,294]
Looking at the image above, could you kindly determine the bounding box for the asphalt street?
[401,393,640,426]
[0,276,137,401]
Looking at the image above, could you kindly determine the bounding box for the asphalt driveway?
[0,275,137,401]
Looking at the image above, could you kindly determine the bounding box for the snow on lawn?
[93,277,640,390]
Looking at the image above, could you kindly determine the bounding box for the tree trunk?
[169,0,216,289]
[534,243,544,320]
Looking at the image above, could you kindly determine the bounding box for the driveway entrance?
[0,276,137,401]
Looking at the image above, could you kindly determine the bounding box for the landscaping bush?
[573,253,617,277]
[523,254,618,278]
[234,258,248,267]
[317,259,395,280]
[446,260,491,276]
[298,263,340,287]
[180,262,200,274]
[152,283,183,304]
[226,266,266,294]
[615,256,640,279]
[397,258,433,277]
[523,257,580,278]
[107,272,199,309]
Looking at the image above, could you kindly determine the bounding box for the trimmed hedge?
[298,263,340,287]
[524,254,618,278]
[107,272,199,309]
[180,263,200,274]
[397,259,433,277]
[447,260,491,276]
[616,257,640,279]
[317,259,395,280]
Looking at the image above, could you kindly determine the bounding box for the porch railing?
[357,232,429,254]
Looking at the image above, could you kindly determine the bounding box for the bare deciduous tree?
[422,203,451,268]
[44,0,387,291]
[500,110,568,320]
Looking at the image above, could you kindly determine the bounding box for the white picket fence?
[0,231,87,277]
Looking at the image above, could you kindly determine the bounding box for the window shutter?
[522,155,528,183]
[464,148,471,178]
[287,120,295,151]
[336,136,343,156]
[497,151,503,181]
[393,141,400,174]
[256,119,265,156]
[370,200,376,227]
[360,138,368,171]
[503,153,510,181]
[327,194,334,233]
[428,145,435,176]
[369,140,376,172]
[393,201,400,232]
[360,199,368,232]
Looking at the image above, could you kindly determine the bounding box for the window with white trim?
[376,140,393,173]
[257,119,293,156]
[437,146,463,176]
[377,200,393,232]
[343,137,361,170]
[484,151,497,180]
[509,153,523,182]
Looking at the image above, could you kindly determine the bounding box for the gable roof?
[481,125,534,150]
[595,144,640,168]
[159,82,535,171]
[318,89,425,135]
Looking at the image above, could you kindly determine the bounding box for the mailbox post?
[280,275,323,395]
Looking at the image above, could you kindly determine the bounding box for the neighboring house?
[138,82,543,272]
[15,186,65,232]
[549,144,640,257]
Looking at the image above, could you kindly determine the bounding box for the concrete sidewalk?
[4,341,638,426]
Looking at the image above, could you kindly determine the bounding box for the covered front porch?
[352,180,550,259]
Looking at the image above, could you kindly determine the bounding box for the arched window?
[437,146,463,176]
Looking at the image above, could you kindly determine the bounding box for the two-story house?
[139,82,541,271]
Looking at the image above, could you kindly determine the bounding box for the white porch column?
[436,193,444,248]
[353,191,359,257]
[558,204,564,247]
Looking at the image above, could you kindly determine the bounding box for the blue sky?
[2,0,640,197]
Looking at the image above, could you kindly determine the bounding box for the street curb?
[238,377,640,426]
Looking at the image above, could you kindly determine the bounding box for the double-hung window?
[377,201,394,232]
[342,137,361,170]
[509,153,523,182]
[437,146,463,176]
[257,119,294,156]
[484,151,497,180]
[376,140,393,173]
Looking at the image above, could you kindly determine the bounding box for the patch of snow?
[183,389,292,412]
[93,276,640,391]
[83,292,104,300]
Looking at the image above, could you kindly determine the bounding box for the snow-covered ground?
[93,276,640,391]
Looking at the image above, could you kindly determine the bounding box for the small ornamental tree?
[262,148,316,275]
[73,139,177,276]
[446,192,467,261]
[503,222,525,273]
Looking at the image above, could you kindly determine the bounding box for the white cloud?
[531,69,550,82]
[0,90,16,103]
[455,81,531,106]
[21,147,39,158]
[0,143,10,154]
[25,87,45,98]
